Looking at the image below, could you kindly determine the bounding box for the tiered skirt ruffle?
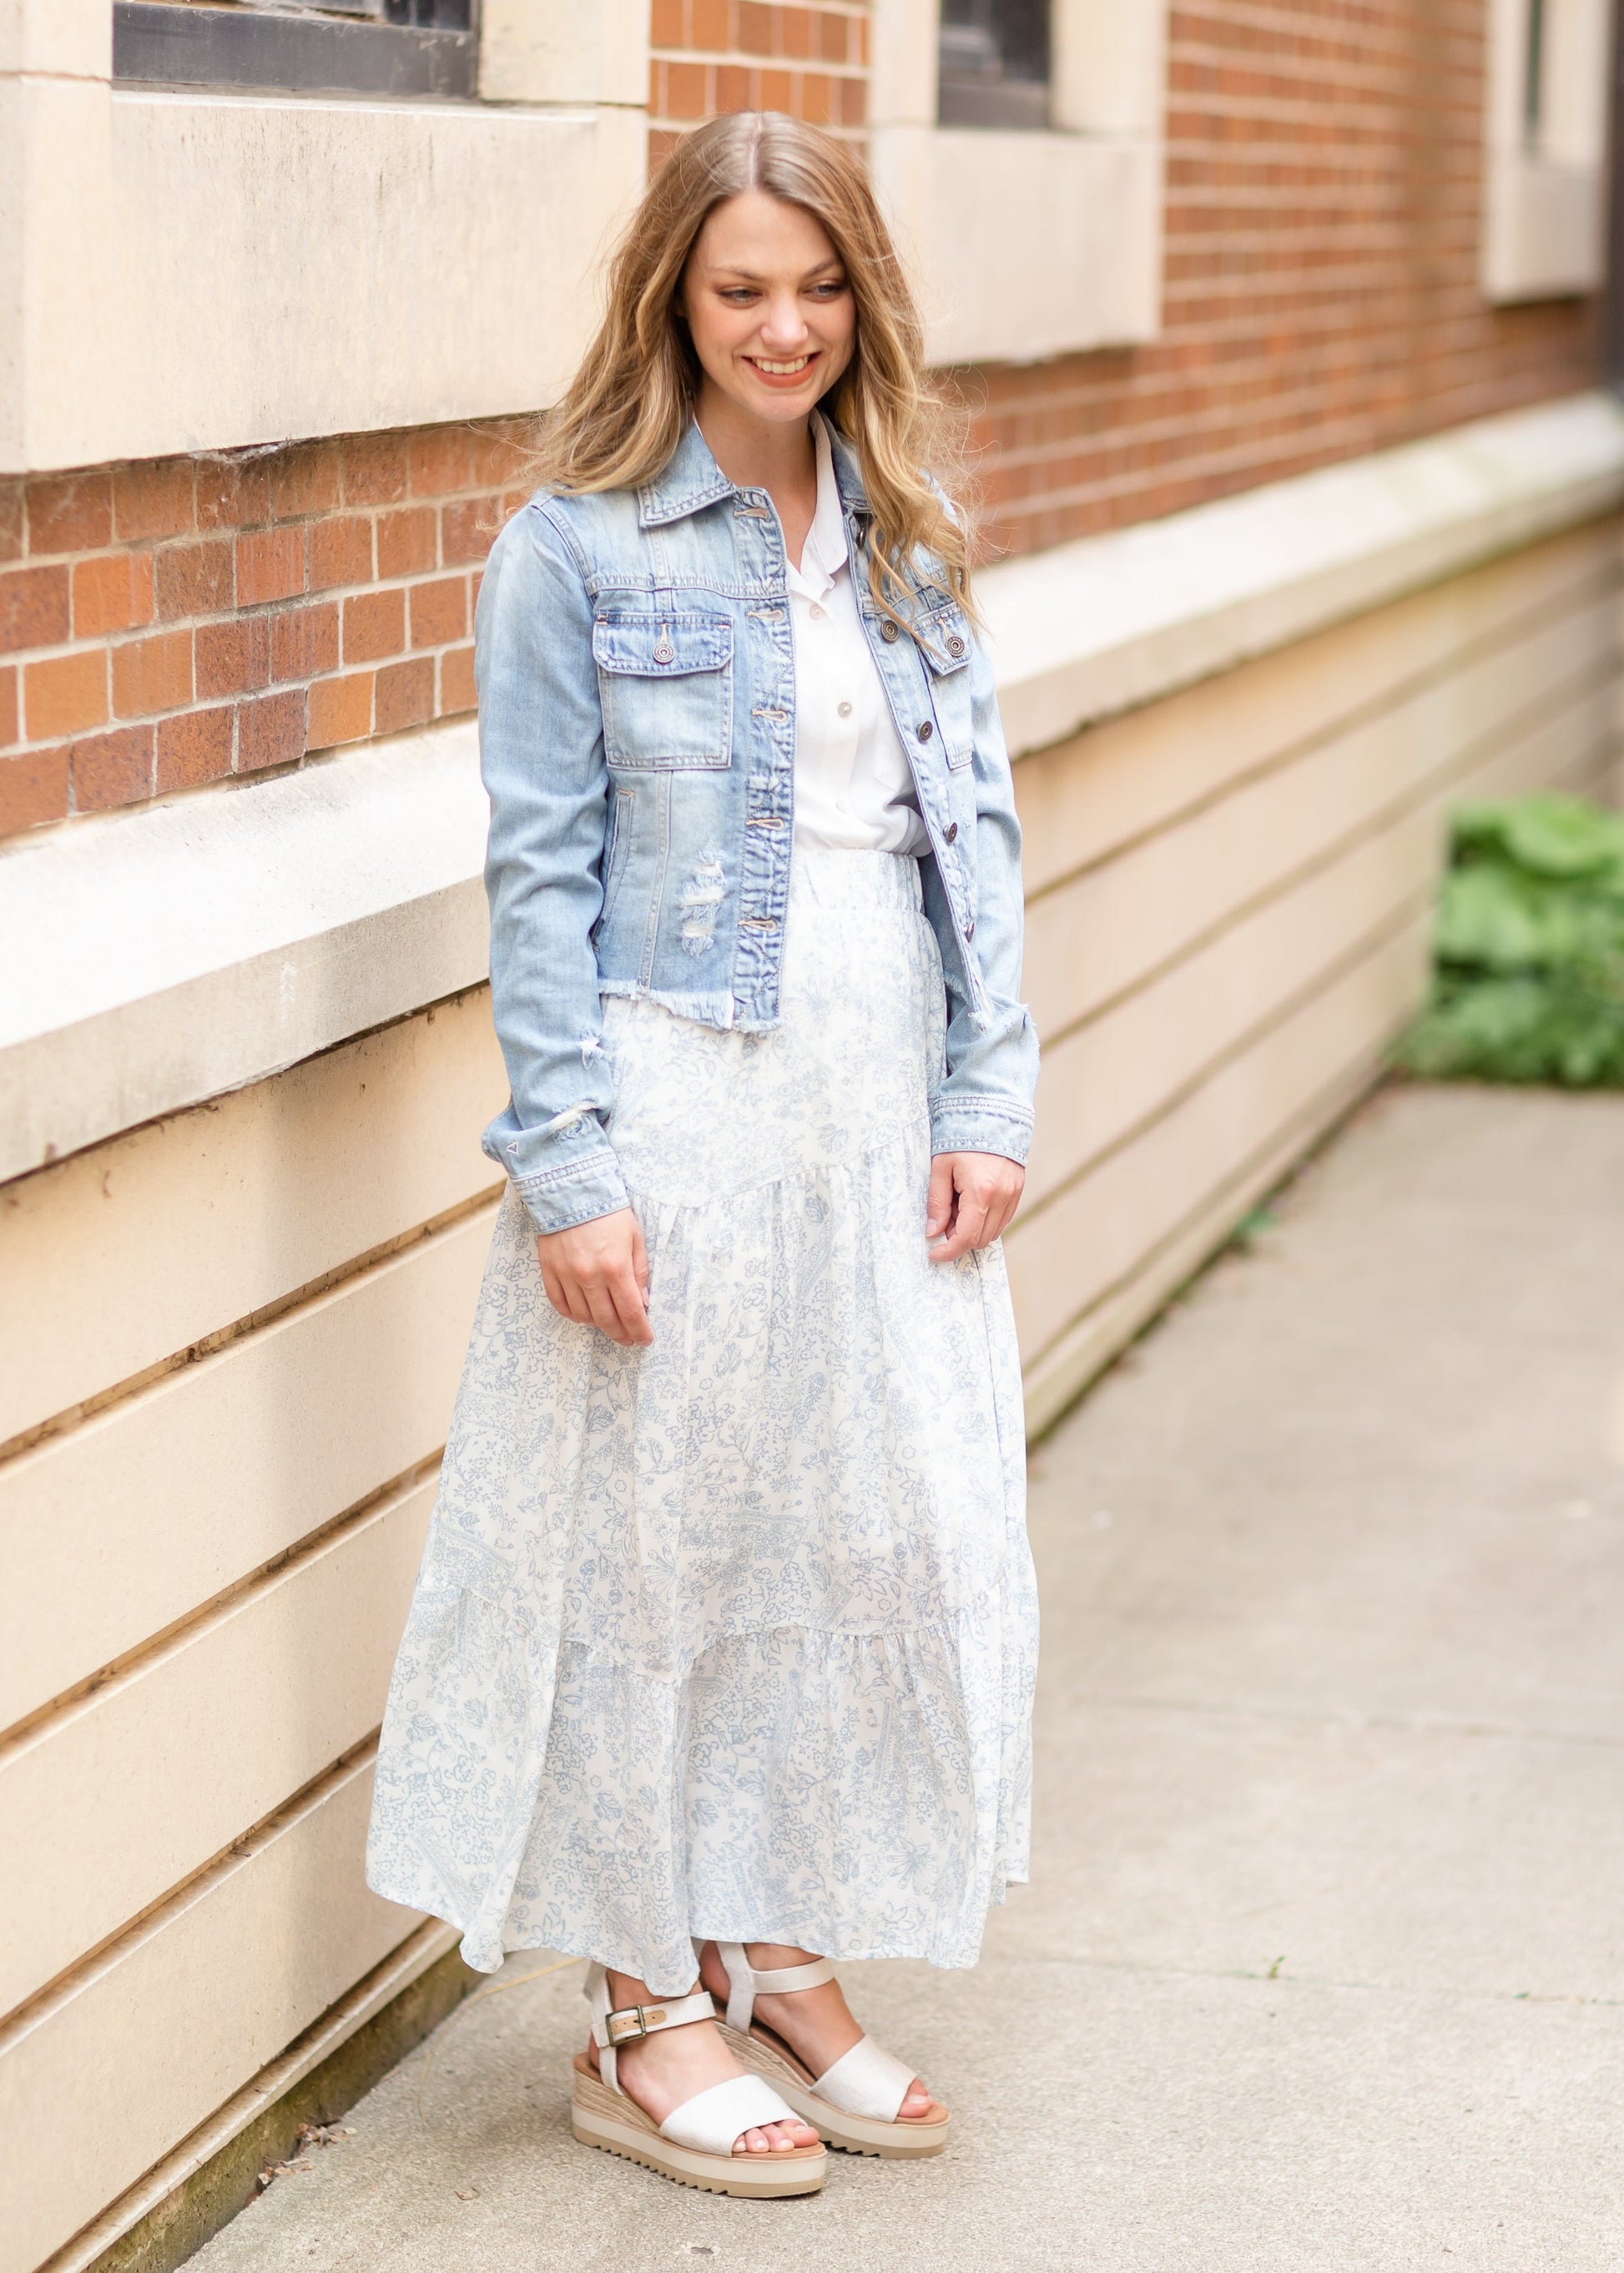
[366,849,1036,1993]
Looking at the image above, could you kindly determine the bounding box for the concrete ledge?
[980,391,1624,757]
[0,723,489,1184]
[3,393,1621,1185]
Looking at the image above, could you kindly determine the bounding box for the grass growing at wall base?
[1402,794,1624,1088]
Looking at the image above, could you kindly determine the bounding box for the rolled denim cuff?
[482,1106,630,1237]
[929,1094,1033,1167]
[512,1152,631,1237]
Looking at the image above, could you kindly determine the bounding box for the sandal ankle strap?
[714,1942,836,2035]
[595,1988,716,2049]
[584,1964,716,2092]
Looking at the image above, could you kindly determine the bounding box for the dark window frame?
[1524,0,1549,146]
[113,1,480,102]
[1606,0,1624,385]
[938,0,1052,132]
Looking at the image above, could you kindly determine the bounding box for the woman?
[366,111,1039,2200]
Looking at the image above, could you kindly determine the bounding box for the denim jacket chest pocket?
[593,611,734,769]
[913,603,976,769]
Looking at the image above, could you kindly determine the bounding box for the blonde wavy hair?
[531,111,974,628]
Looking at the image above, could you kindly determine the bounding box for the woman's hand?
[925,1152,1025,1262]
[536,1207,653,1346]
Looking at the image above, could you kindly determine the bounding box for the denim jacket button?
[945,821,958,842]
[916,720,933,741]
[964,920,976,940]
[880,618,900,643]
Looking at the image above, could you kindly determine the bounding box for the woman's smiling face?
[680,190,857,430]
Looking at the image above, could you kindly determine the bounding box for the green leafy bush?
[1401,793,1624,1088]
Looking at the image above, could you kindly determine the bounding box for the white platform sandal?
[710,1943,952,2159]
[570,1963,826,2198]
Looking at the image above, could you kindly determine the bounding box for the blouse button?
[916,720,933,741]
[809,603,825,621]
[837,699,853,718]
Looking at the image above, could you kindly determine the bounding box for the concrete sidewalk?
[191,1082,1624,2273]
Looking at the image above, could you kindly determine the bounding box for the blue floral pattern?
[366,849,1037,1995]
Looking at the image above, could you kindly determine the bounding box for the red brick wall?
[0,424,531,833]
[649,0,869,169]
[965,1,1601,556]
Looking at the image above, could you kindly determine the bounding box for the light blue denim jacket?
[476,418,1039,1235]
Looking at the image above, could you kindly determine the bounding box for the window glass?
[381,2,474,24]
[938,0,1051,130]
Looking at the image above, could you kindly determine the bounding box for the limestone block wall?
[1009,512,1624,1430]
[3,398,1621,2273]
[1,1000,506,2273]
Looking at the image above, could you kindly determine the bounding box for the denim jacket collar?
[635,419,734,527]
[636,412,871,530]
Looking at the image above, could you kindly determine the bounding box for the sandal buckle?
[604,2003,665,2044]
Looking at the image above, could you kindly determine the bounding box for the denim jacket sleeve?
[923,627,1041,1166]
[476,502,632,1237]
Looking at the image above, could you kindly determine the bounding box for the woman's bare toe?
[900,2079,934,2119]
[734,2117,817,2155]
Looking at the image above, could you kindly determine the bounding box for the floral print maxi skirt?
[365,847,1037,1995]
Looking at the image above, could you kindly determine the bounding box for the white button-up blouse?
[786,416,928,856]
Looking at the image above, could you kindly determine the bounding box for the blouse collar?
[787,413,849,601]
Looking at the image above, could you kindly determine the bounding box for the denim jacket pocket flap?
[914,605,973,678]
[593,612,734,770]
[593,612,733,676]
